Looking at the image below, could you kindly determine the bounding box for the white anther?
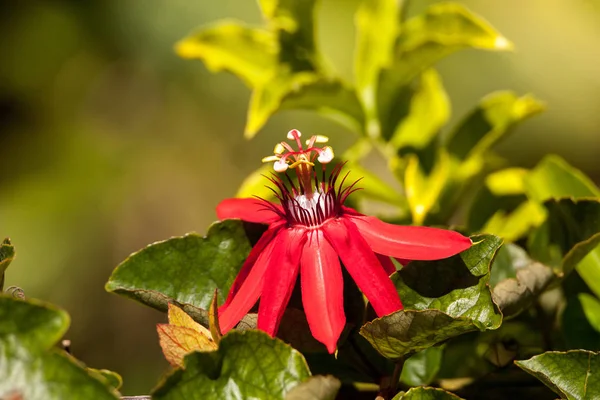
[317,146,334,164]
[313,135,329,143]
[262,155,280,163]
[274,159,289,172]
[287,129,301,140]
[274,143,285,155]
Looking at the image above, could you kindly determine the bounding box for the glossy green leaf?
[404,150,450,225]
[105,220,252,325]
[526,155,600,201]
[284,375,341,400]
[390,69,450,150]
[401,346,444,387]
[394,234,503,330]
[354,0,402,136]
[447,91,544,160]
[0,238,15,292]
[0,296,119,399]
[361,235,503,359]
[579,293,600,334]
[394,386,464,400]
[176,21,277,87]
[516,350,600,400]
[152,330,311,400]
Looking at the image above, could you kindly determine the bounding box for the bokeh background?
[1,0,599,394]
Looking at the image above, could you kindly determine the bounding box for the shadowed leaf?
[393,386,464,399]
[516,350,600,400]
[152,330,310,400]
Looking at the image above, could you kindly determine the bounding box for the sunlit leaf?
[0,296,119,399]
[361,235,503,359]
[390,69,449,150]
[481,200,546,242]
[106,220,252,325]
[516,350,600,400]
[393,386,464,399]
[447,91,544,160]
[401,346,444,387]
[404,150,450,225]
[525,155,600,201]
[0,238,15,292]
[485,167,528,197]
[245,70,318,138]
[259,0,321,71]
[354,0,403,136]
[176,21,277,87]
[157,304,217,368]
[152,330,311,400]
[579,293,600,334]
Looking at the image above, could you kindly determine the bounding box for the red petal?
[301,230,345,353]
[218,229,281,333]
[376,254,397,275]
[257,227,306,336]
[216,198,283,224]
[322,218,403,317]
[348,215,472,260]
[220,222,285,310]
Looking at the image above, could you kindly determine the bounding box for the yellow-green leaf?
[176,21,277,87]
[485,167,528,197]
[482,200,546,242]
[404,150,450,225]
[390,69,450,150]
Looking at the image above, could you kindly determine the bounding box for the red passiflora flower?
[217,129,471,353]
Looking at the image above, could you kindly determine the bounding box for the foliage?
[3,0,600,399]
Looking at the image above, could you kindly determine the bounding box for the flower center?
[260,130,360,228]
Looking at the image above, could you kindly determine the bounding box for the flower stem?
[378,357,405,399]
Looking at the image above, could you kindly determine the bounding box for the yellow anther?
[274,143,285,155]
[262,155,281,163]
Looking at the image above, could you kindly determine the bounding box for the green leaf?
[176,21,277,87]
[394,386,464,399]
[236,164,277,200]
[105,220,252,325]
[481,200,546,242]
[394,234,503,330]
[485,167,528,197]
[360,309,476,360]
[354,0,402,136]
[516,350,600,400]
[361,235,503,359]
[152,330,311,400]
[284,375,341,400]
[0,238,15,292]
[404,150,450,225]
[259,0,321,71]
[390,69,450,150]
[279,78,365,134]
[245,70,318,138]
[447,91,544,160]
[0,296,119,399]
[489,243,532,287]
[579,293,600,334]
[528,199,600,276]
[401,346,444,387]
[526,155,600,202]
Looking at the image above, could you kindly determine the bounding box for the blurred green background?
[1,0,599,394]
